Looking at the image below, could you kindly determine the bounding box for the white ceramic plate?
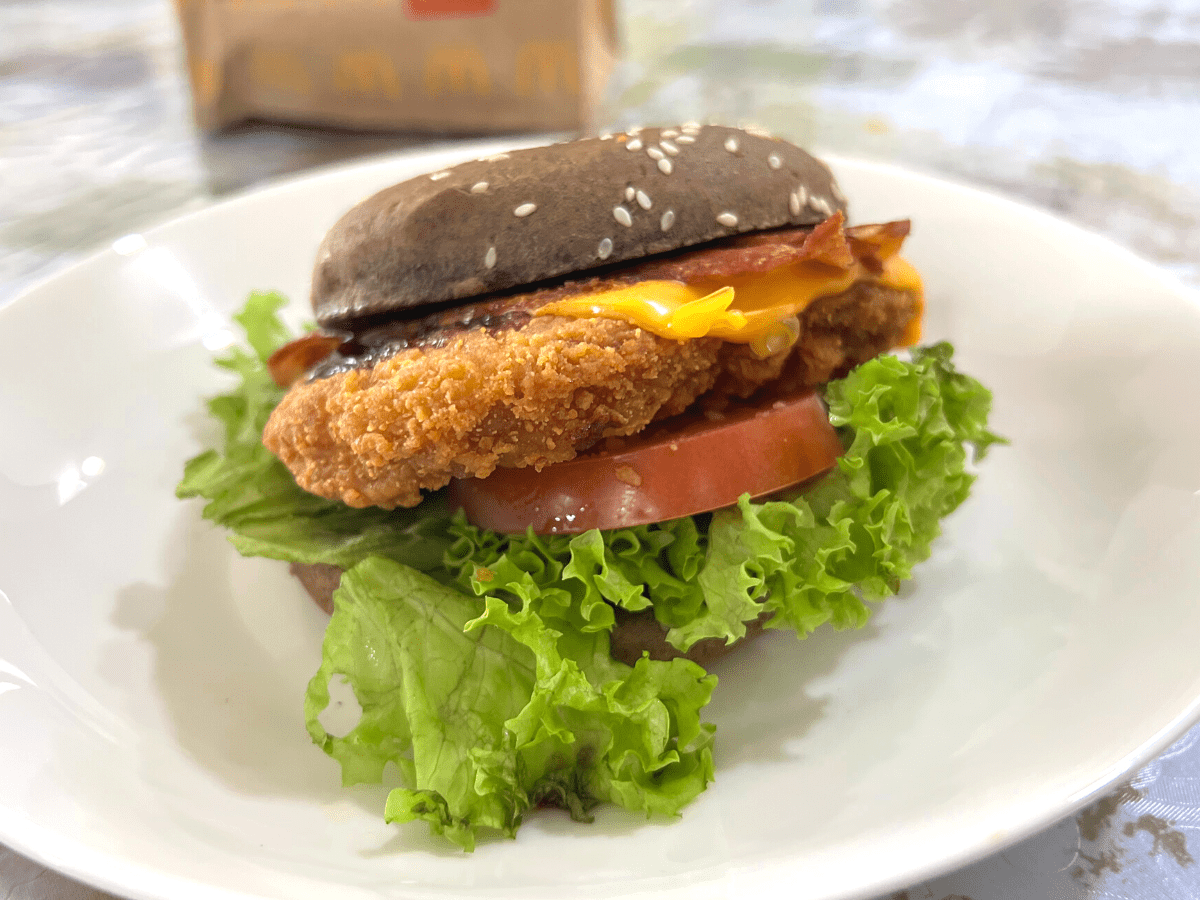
[2,140,1199,900]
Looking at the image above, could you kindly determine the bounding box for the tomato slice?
[447,391,843,535]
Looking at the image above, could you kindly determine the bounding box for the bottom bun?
[289,561,764,667]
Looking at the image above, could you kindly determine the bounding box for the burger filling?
[262,214,923,510]
[180,295,1001,850]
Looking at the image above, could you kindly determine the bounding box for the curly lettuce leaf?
[306,557,715,850]
[176,292,455,573]
[179,295,1000,849]
[664,343,1003,646]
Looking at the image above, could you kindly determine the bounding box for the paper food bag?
[175,0,617,133]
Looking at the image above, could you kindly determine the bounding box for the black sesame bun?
[311,124,848,328]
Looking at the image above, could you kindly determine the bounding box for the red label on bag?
[404,0,496,18]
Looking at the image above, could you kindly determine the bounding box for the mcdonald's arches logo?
[250,47,312,97]
[191,58,221,106]
[515,41,579,97]
[424,45,492,97]
[334,49,402,99]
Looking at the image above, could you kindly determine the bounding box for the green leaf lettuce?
[180,294,1001,848]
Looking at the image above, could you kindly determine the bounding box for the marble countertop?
[2,1,1199,898]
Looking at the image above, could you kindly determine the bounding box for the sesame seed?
[624,186,635,201]
[514,202,537,217]
[660,140,679,155]
[484,246,497,269]
[429,171,450,181]
[660,209,675,231]
[789,189,801,216]
[796,184,809,207]
[660,129,679,138]
[811,196,833,216]
[636,189,652,210]
[675,134,696,144]
[724,137,739,153]
[471,181,489,193]
[613,205,633,227]
[681,121,701,133]
[657,158,673,175]
[599,132,614,140]
[598,237,613,260]
[628,125,643,135]
[646,146,665,160]
[768,153,782,169]
[744,124,772,137]
[717,211,739,227]
[481,152,510,162]
[615,465,642,487]
[626,138,643,151]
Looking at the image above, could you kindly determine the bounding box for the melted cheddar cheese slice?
[536,253,924,357]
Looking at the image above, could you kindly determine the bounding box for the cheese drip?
[536,254,924,356]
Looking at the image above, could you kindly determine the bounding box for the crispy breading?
[263,280,917,509]
[264,315,722,508]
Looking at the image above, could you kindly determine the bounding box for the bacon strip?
[268,332,344,388]
[629,212,910,279]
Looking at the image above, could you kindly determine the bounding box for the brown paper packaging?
[175,0,617,133]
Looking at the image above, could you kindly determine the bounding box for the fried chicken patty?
[262,279,917,508]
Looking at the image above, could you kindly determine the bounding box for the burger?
[179,124,1000,850]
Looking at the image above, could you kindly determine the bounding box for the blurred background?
[3,0,1198,302]
[2,1,1199,898]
